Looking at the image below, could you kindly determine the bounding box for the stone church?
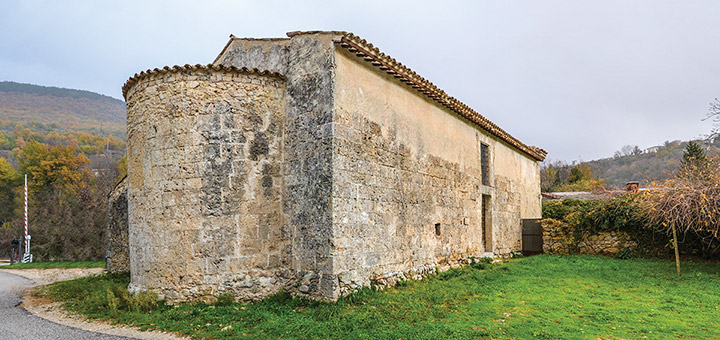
[109,31,546,303]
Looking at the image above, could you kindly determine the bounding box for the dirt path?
[0,267,106,285]
[0,267,189,340]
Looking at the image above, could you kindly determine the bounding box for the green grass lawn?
[4,260,105,269]
[37,255,720,339]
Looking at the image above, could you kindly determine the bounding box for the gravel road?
[0,269,138,340]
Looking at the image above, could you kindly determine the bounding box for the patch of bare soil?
[0,267,189,340]
[0,267,105,285]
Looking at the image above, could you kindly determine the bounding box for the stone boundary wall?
[541,219,637,255]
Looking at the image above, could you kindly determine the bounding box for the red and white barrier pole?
[23,174,31,263]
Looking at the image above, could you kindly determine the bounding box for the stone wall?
[107,177,128,272]
[493,140,542,256]
[214,38,290,75]
[331,45,541,294]
[124,66,287,303]
[332,50,485,293]
[281,34,339,299]
[216,34,341,299]
[541,219,637,255]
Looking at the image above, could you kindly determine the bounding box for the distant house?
[645,146,661,154]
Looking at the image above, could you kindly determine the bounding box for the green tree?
[542,161,606,192]
[680,141,708,180]
[556,163,606,192]
[0,158,20,223]
[681,141,706,168]
[568,163,593,183]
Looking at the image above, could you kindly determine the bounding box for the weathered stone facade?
[124,66,287,302]
[107,177,129,272]
[120,31,546,303]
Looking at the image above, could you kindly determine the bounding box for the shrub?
[616,247,635,260]
[480,257,493,264]
[437,268,465,281]
[215,292,236,306]
[105,286,159,313]
[643,156,720,258]
[471,262,488,270]
[542,195,669,257]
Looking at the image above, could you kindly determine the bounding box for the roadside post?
[22,174,32,263]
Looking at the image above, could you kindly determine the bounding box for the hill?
[543,138,720,190]
[0,81,126,139]
[586,139,720,188]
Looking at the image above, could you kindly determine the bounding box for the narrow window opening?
[481,143,490,186]
[435,223,441,236]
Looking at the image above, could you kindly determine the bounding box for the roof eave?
[336,33,546,162]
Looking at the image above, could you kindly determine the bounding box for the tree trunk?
[671,223,681,275]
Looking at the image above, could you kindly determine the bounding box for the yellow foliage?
[644,155,720,242]
[16,140,90,190]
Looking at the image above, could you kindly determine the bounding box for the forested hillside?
[0,81,126,261]
[0,81,125,139]
[542,138,720,190]
[587,139,720,188]
[0,120,125,154]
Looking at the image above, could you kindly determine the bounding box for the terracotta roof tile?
[122,64,284,99]
[338,33,547,161]
[286,30,348,37]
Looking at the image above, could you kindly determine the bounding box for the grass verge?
[36,255,720,339]
[5,260,105,269]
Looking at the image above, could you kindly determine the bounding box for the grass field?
[37,255,720,339]
[4,260,105,269]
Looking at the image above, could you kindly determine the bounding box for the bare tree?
[705,98,720,140]
[644,156,720,274]
[616,145,641,157]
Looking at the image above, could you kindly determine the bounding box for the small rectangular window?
[435,223,441,236]
[481,144,490,186]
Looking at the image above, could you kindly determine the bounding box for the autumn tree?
[17,140,90,191]
[0,134,12,149]
[567,163,592,183]
[644,155,720,272]
[11,140,113,260]
[116,154,127,183]
[541,161,606,192]
[0,158,20,223]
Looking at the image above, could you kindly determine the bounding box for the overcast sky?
[1,0,719,162]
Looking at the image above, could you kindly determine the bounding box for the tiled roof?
[287,30,348,37]
[122,64,284,99]
[124,32,546,161]
[337,33,547,161]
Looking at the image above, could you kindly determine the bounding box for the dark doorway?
[522,219,543,256]
[482,195,492,252]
